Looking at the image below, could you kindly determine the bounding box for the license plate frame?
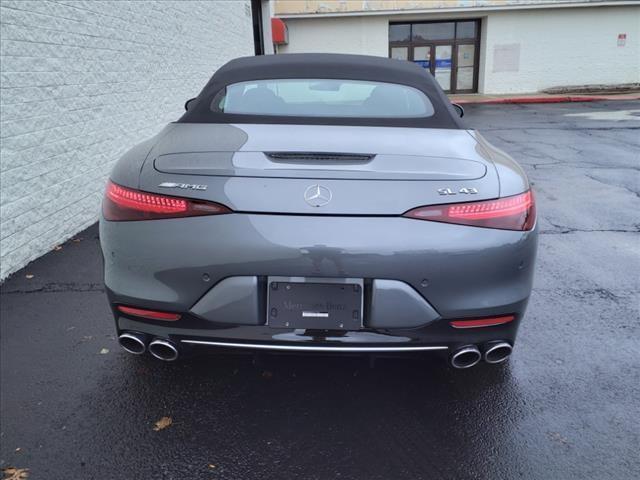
[267,277,364,330]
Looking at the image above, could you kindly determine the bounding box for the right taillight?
[103,180,232,221]
[403,190,535,231]
[450,314,515,329]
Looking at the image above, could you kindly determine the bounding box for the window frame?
[388,19,481,94]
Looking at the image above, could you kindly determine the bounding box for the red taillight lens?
[117,305,181,321]
[450,315,515,329]
[103,180,231,221]
[403,190,535,231]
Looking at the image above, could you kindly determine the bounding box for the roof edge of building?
[274,1,638,19]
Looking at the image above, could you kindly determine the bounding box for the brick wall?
[0,0,254,280]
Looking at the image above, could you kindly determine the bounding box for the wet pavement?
[1,101,639,479]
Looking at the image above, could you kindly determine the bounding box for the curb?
[452,95,640,105]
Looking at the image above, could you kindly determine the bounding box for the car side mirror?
[184,98,196,111]
[452,103,464,118]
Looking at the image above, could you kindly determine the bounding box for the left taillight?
[403,190,535,231]
[103,180,231,221]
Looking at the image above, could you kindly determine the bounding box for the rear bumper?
[116,314,523,354]
[100,212,537,350]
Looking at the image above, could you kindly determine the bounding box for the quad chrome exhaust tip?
[118,332,146,355]
[450,345,482,369]
[483,341,513,364]
[148,338,179,362]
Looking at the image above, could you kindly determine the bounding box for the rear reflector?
[117,305,181,321]
[404,190,535,231]
[450,315,515,329]
[103,180,231,221]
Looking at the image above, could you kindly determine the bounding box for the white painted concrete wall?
[481,6,640,93]
[278,5,640,93]
[0,0,255,280]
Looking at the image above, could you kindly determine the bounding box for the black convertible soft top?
[178,53,462,129]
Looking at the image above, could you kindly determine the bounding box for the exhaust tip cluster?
[148,339,179,362]
[118,331,511,367]
[450,341,512,369]
[450,345,482,369]
[118,332,179,361]
[118,333,146,355]
[484,342,513,364]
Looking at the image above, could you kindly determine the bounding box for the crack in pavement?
[479,126,640,132]
[540,226,640,234]
[0,282,104,295]
[532,287,628,302]
[580,129,640,149]
[583,173,640,198]
[528,163,640,171]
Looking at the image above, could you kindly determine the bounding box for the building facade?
[0,1,260,280]
[273,0,640,94]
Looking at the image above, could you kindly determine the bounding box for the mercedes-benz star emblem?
[304,184,332,207]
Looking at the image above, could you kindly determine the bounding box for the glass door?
[389,20,480,93]
[455,44,476,91]
[412,45,431,71]
[434,44,453,92]
[410,44,454,93]
[390,46,409,61]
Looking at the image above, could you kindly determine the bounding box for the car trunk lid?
[139,123,499,215]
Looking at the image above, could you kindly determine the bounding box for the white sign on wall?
[617,33,627,47]
[492,44,521,73]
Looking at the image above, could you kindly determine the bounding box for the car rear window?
[211,79,435,118]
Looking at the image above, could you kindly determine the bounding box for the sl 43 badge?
[158,182,207,191]
[438,187,479,196]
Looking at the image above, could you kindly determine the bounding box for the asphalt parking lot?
[1,100,639,480]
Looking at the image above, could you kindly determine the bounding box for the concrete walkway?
[449,91,640,105]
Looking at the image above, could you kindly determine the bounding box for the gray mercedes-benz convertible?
[100,54,537,368]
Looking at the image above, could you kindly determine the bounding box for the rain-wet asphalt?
[1,101,639,480]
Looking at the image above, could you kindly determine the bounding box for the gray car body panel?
[109,134,159,189]
[154,152,487,181]
[368,279,441,329]
[470,130,531,197]
[100,212,537,319]
[102,120,537,351]
[131,124,501,215]
[190,276,261,326]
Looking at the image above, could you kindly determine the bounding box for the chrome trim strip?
[180,339,448,353]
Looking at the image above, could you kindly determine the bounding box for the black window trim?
[179,53,463,129]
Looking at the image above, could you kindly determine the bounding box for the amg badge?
[158,182,207,191]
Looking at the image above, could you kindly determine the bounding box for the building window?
[389,20,480,94]
[389,24,411,43]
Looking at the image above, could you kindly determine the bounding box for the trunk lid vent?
[265,152,375,163]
